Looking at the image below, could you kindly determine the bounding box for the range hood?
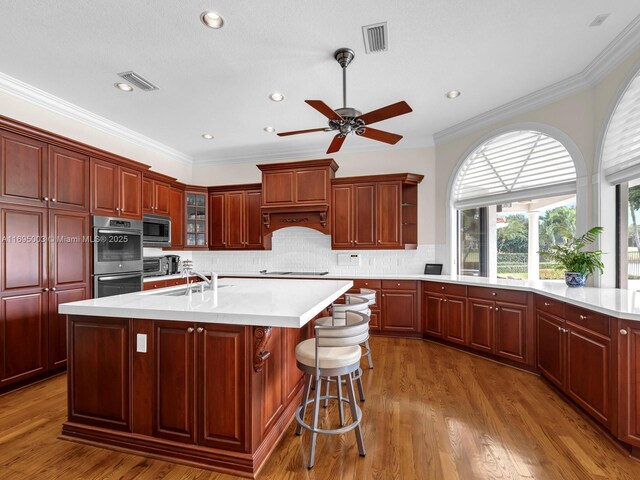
[257,159,338,242]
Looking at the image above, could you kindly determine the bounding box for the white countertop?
[217,272,640,321]
[143,273,187,283]
[60,278,352,328]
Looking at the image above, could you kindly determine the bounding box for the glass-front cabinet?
[185,190,208,248]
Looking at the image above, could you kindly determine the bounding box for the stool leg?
[296,374,312,436]
[345,372,366,457]
[323,377,330,408]
[336,375,344,427]
[355,370,365,402]
[309,376,322,469]
[364,339,373,369]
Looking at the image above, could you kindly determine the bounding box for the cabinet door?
[369,309,381,331]
[197,324,247,451]
[381,290,417,332]
[142,177,154,214]
[208,193,225,249]
[468,299,495,353]
[296,168,329,204]
[48,145,89,211]
[495,302,528,363]
[154,181,171,216]
[262,171,294,205]
[619,322,640,447]
[331,184,353,248]
[537,312,564,389]
[424,293,443,337]
[225,191,245,249]
[48,287,87,369]
[90,158,119,216]
[119,167,142,219]
[169,187,184,248]
[0,291,47,386]
[566,325,612,427]
[49,210,90,289]
[0,130,48,207]
[443,295,467,345]
[354,183,376,247]
[153,321,195,444]
[1,206,47,293]
[245,190,263,249]
[376,182,401,248]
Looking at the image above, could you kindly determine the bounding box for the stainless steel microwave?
[143,214,171,247]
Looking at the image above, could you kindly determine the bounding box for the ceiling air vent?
[362,22,388,54]
[590,14,610,27]
[117,71,159,91]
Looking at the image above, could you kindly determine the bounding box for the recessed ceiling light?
[269,92,285,102]
[114,82,133,92]
[200,11,224,29]
[445,90,461,99]
[264,126,276,133]
[201,134,214,140]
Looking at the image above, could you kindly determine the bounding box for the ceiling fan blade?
[277,128,328,137]
[305,100,343,120]
[358,127,403,145]
[326,134,346,154]
[356,101,412,125]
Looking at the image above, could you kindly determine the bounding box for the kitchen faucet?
[181,260,217,294]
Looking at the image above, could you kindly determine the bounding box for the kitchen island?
[58,278,352,478]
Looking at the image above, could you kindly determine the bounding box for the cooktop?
[259,270,329,276]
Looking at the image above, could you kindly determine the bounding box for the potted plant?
[540,226,604,287]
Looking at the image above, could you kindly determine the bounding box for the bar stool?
[315,295,369,403]
[345,289,375,369]
[295,310,369,469]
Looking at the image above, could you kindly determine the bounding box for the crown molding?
[433,15,640,145]
[0,71,193,165]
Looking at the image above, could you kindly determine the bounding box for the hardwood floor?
[1,336,639,479]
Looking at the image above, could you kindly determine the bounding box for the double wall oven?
[93,216,143,298]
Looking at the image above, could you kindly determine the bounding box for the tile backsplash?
[187,227,438,275]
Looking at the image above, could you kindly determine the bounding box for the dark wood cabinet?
[423,282,467,344]
[48,145,89,211]
[48,287,87,369]
[185,190,208,248]
[468,298,495,353]
[208,185,263,250]
[443,295,467,345]
[331,174,422,250]
[424,292,443,337]
[49,210,90,289]
[260,160,335,207]
[168,186,184,249]
[618,321,640,448]
[495,302,528,363]
[381,281,418,333]
[0,130,48,207]
[91,158,142,219]
[143,176,170,216]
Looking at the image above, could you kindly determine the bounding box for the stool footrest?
[295,396,363,436]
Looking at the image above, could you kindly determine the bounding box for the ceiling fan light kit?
[277,47,412,154]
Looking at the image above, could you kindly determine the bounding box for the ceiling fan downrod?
[334,48,354,110]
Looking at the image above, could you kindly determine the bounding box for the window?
[454,130,578,279]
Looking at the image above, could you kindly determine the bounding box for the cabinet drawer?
[382,280,417,291]
[423,281,467,296]
[166,277,187,287]
[565,304,610,337]
[468,286,528,305]
[143,279,167,290]
[353,279,381,290]
[535,295,565,318]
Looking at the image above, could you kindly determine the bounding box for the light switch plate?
[136,333,147,353]
[338,253,361,266]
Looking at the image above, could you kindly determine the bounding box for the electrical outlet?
[136,334,147,353]
[338,253,361,266]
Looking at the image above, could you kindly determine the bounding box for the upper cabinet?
[168,185,185,249]
[185,189,208,249]
[259,159,337,207]
[208,184,264,250]
[331,174,423,250]
[0,131,89,211]
[90,158,142,219]
[142,174,171,216]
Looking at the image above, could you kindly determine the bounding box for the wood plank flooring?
[1,337,639,479]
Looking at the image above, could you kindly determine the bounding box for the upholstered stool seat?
[295,339,362,369]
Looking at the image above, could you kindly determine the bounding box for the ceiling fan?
[277,48,413,154]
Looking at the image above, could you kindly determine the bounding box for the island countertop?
[59,278,353,328]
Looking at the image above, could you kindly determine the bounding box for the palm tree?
[629,185,640,255]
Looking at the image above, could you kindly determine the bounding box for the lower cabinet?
[48,287,88,369]
[619,321,640,448]
[153,321,248,449]
[380,281,419,334]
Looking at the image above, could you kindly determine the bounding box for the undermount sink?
[150,285,232,296]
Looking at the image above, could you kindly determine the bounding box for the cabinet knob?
[153,285,158,288]
[579,314,587,320]
[43,196,49,201]
[491,292,497,296]
[563,328,569,333]
[441,286,445,290]
[187,327,194,333]
[364,283,368,286]
[544,302,551,307]
[197,327,204,333]
[620,329,628,336]
[489,306,493,310]
[495,307,499,311]
[443,299,447,303]
[557,326,562,331]
[397,283,401,286]
[51,198,56,202]
[51,287,56,292]
[354,241,358,244]
[43,288,50,292]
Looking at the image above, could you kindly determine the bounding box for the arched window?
[453,130,578,280]
[601,68,640,289]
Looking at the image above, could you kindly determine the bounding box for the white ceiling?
[1,1,640,164]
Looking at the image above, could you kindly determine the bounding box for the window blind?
[603,72,640,184]
[453,130,576,209]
